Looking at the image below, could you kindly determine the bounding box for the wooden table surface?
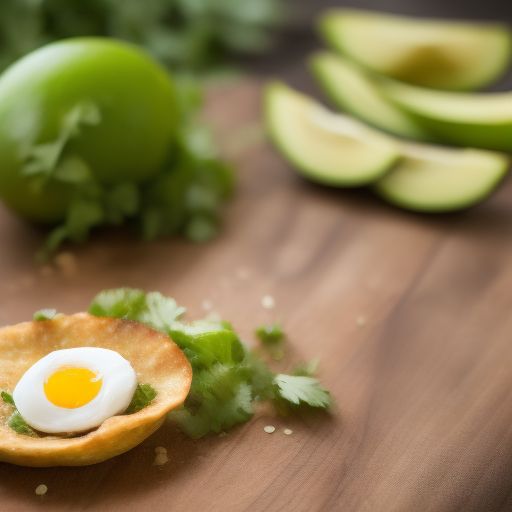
[1,81,512,512]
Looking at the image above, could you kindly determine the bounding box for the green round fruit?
[0,38,177,224]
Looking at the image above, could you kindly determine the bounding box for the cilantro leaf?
[255,322,285,345]
[124,383,158,415]
[1,391,14,406]
[274,375,332,409]
[7,411,39,437]
[88,288,148,320]
[2,391,39,437]
[88,288,333,438]
[33,309,56,321]
[175,367,253,438]
[139,292,186,331]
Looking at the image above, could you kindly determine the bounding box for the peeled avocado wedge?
[266,83,509,212]
[309,51,436,141]
[318,8,512,91]
[265,82,401,186]
[379,79,512,152]
[374,143,509,212]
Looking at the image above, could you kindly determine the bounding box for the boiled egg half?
[13,347,137,433]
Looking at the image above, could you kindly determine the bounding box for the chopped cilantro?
[1,391,14,406]
[2,391,39,437]
[88,288,333,438]
[274,375,332,409]
[33,309,57,321]
[28,84,235,260]
[255,322,285,345]
[124,384,158,415]
[7,411,39,437]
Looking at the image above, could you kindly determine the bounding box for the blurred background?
[3,0,512,87]
[252,0,512,92]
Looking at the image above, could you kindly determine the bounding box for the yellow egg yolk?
[44,367,102,409]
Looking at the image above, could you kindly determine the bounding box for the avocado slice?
[380,78,512,152]
[374,142,509,212]
[319,8,512,91]
[309,51,436,141]
[265,82,401,186]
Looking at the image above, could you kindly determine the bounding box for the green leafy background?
[0,0,284,76]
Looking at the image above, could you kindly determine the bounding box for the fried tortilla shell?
[0,313,192,467]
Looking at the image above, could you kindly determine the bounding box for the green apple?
[265,82,401,186]
[318,8,512,91]
[374,142,509,211]
[380,78,512,152]
[309,51,436,141]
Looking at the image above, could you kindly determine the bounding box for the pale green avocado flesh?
[309,51,436,141]
[379,78,512,152]
[374,142,510,212]
[265,82,401,186]
[319,8,512,91]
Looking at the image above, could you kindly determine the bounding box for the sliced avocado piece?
[309,51,436,141]
[319,8,512,91]
[264,82,401,186]
[374,142,509,212]
[379,78,512,152]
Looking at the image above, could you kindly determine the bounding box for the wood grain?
[1,81,512,511]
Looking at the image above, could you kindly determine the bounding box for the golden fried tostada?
[0,313,192,467]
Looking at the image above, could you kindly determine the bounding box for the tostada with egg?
[0,313,192,467]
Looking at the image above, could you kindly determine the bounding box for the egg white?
[13,347,137,433]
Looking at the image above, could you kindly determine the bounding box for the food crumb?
[155,447,167,454]
[284,429,293,435]
[264,425,275,434]
[201,299,213,311]
[153,453,169,466]
[35,485,47,496]
[356,315,367,326]
[54,251,77,278]
[262,295,275,309]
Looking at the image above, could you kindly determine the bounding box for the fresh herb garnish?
[89,288,333,438]
[7,411,39,437]
[1,391,14,406]
[33,309,57,321]
[125,384,158,415]
[1,391,39,437]
[0,0,285,76]
[29,82,234,259]
[255,322,285,345]
[274,375,332,408]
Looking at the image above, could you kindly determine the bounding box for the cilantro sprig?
[24,78,234,260]
[89,288,333,438]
